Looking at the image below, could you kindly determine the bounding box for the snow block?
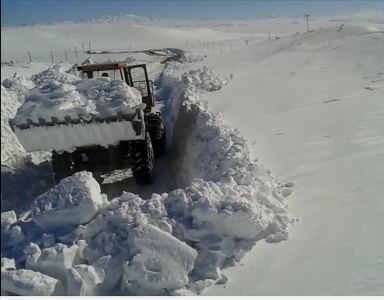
[66,255,119,295]
[1,258,16,271]
[123,223,197,291]
[1,269,65,296]
[1,211,17,229]
[1,211,27,262]
[169,179,271,240]
[25,242,78,282]
[31,172,103,230]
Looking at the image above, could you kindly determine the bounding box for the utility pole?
[305,14,310,32]
[268,30,271,40]
[27,51,32,63]
[50,51,54,64]
[74,46,78,57]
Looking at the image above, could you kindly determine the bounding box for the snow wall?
[1,64,292,295]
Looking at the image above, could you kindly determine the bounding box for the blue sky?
[2,0,383,26]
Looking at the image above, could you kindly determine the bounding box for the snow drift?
[1,64,291,295]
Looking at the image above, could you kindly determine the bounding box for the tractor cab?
[77,62,155,109]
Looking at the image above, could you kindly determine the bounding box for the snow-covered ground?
[1,10,384,295]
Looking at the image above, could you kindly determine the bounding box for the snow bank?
[182,66,229,92]
[158,65,290,287]
[1,86,27,165]
[1,65,291,295]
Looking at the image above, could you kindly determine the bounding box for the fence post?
[50,51,54,64]
[27,51,32,63]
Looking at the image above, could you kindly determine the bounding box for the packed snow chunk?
[31,172,104,230]
[1,210,17,229]
[76,77,142,116]
[122,224,197,291]
[95,191,170,233]
[1,269,65,295]
[1,258,16,271]
[13,81,94,124]
[183,179,272,240]
[31,64,79,85]
[181,66,229,92]
[66,255,116,295]
[171,288,197,296]
[13,76,142,125]
[1,211,27,262]
[2,75,35,100]
[25,242,78,282]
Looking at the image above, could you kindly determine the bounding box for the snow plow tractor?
[10,62,166,185]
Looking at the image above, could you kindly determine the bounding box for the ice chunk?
[25,242,78,282]
[1,211,17,229]
[31,172,103,230]
[24,243,41,267]
[1,269,65,296]
[171,288,196,296]
[66,255,119,295]
[66,267,87,296]
[1,212,27,262]
[187,279,215,295]
[1,258,16,271]
[122,224,197,291]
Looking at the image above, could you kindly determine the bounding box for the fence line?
[17,36,278,64]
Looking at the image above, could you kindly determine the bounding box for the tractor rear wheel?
[146,112,167,157]
[152,126,166,158]
[130,133,154,184]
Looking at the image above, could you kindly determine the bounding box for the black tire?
[146,113,167,157]
[51,151,74,183]
[152,126,166,158]
[131,133,154,184]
